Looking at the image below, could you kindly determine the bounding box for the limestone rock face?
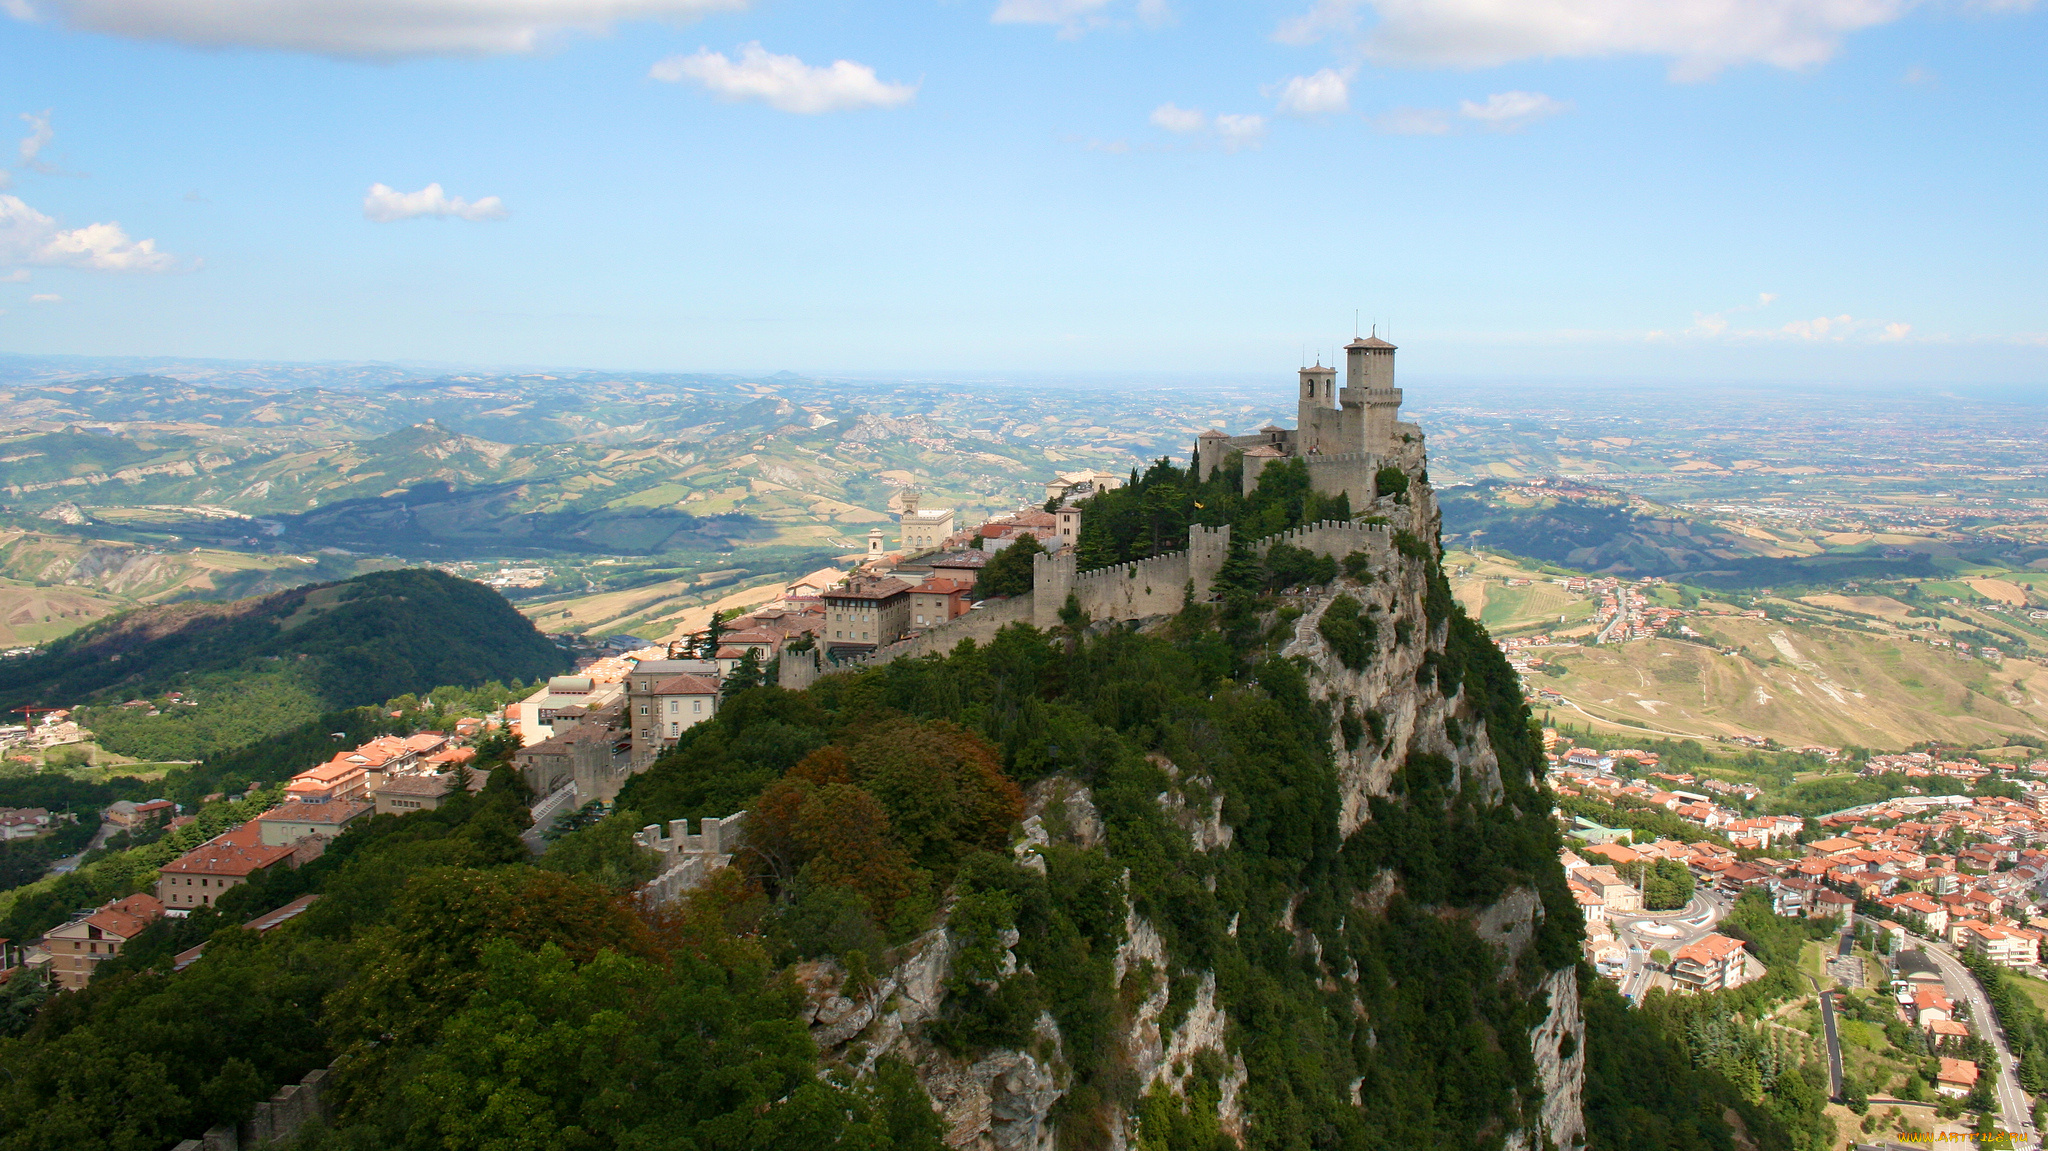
[800,471,1583,1151]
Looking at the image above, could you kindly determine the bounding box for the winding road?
[1913,937,2035,1143]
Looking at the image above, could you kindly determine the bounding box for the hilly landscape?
[1452,546,2048,751]
[0,568,566,760]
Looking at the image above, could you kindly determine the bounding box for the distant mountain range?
[0,372,1228,561]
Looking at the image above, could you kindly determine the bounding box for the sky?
[0,0,2044,385]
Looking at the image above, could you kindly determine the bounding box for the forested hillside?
[0,569,566,758]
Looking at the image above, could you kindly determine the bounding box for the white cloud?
[1274,0,1955,81]
[1272,68,1350,115]
[1653,300,1912,343]
[18,109,53,171]
[991,0,1170,37]
[1903,65,1937,85]
[1458,90,1570,129]
[0,194,177,271]
[0,268,26,281]
[1150,102,1208,133]
[1146,103,1265,149]
[1373,106,1452,134]
[650,43,916,113]
[1213,114,1268,150]
[362,183,507,222]
[29,292,60,302]
[11,0,748,57]
[1273,0,1361,45]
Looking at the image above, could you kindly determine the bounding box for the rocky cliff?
[786,467,1589,1150]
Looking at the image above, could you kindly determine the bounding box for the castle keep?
[1193,333,1423,506]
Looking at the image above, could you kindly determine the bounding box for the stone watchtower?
[1344,332,1402,453]
[1296,361,1338,454]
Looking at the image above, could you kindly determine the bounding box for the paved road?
[1815,976,1843,1100]
[45,819,117,877]
[1916,938,2035,1143]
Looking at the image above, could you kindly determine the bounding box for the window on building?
[692,700,703,713]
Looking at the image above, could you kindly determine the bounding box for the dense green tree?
[1644,858,1697,911]
[975,534,1045,599]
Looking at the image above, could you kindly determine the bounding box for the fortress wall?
[1301,452,1387,506]
[1250,519,1396,569]
[806,517,1392,685]
[1069,549,1190,622]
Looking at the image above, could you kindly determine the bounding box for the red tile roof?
[160,820,298,878]
[85,893,164,940]
[651,674,719,696]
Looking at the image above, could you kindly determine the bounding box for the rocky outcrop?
[798,468,1584,1151]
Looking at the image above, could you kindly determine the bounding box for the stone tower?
[1296,361,1337,453]
[1344,332,1401,453]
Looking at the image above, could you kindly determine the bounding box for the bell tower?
[1297,360,1337,453]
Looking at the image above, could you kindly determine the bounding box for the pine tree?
[724,650,764,694]
[1211,531,1262,606]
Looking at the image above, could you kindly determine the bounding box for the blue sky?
[1,0,2043,383]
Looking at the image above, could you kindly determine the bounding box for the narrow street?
[1917,940,2034,1143]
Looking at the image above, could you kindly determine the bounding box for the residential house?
[909,577,974,631]
[0,807,53,840]
[1935,1057,1980,1098]
[1576,865,1640,914]
[1670,934,1755,993]
[41,893,164,991]
[1913,986,1954,1027]
[102,798,174,830]
[1959,922,2041,968]
[712,629,779,677]
[283,757,369,804]
[645,675,720,752]
[621,660,718,769]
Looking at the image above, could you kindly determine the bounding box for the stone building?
[898,490,956,554]
[823,576,913,658]
[515,704,630,802]
[1192,332,1422,508]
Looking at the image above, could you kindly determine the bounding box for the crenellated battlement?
[635,812,746,907]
